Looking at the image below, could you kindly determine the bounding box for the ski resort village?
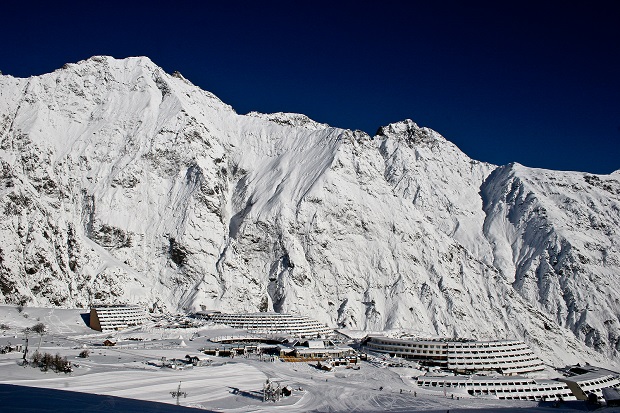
[0,304,620,412]
[0,55,619,412]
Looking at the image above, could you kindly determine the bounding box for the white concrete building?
[90,305,147,332]
[559,365,620,401]
[204,312,332,337]
[364,337,544,375]
[365,337,449,365]
[416,375,576,401]
[447,339,544,375]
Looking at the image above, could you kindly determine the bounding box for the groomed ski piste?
[2,305,620,412]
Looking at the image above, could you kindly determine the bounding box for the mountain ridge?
[0,56,618,367]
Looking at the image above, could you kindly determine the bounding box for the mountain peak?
[56,55,156,72]
[84,55,156,68]
[375,119,447,146]
[246,111,330,130]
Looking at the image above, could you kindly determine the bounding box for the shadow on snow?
[0,384,214,413]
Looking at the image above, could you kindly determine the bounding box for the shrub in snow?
[31,350,42,365]
[30,351,72,373]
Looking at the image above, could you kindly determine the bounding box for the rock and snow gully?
[0,56,618,367]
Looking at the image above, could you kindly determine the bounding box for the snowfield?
[0,55,619,371]
[2,305,618,412]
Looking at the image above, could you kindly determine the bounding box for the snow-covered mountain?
[0,56,618,366]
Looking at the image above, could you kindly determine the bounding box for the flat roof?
[92,305,143,309]
[562,366,620,383]
[367,336,522,345]
[419,375,561,385]
[293,347,353,354]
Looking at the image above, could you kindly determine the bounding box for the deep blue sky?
[2,1,619,173]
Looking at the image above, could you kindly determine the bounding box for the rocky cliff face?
[481,164,620,355]
[0,56,618,366]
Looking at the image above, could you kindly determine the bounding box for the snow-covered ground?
[0,305,618,412]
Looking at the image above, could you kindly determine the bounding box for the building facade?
[364,337,544,375]
[559,365,620,401]
[90,305,147,332]
[446,340,544,375]
[203,312,332,337]
[416,375,576,401]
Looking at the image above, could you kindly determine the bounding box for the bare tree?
[41,352,53,371]
[52,353,71,373]
[31,323,46,334]
[31,350,42,366]
[31,323,47,352]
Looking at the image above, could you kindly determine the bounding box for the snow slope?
[0,56,618,365]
